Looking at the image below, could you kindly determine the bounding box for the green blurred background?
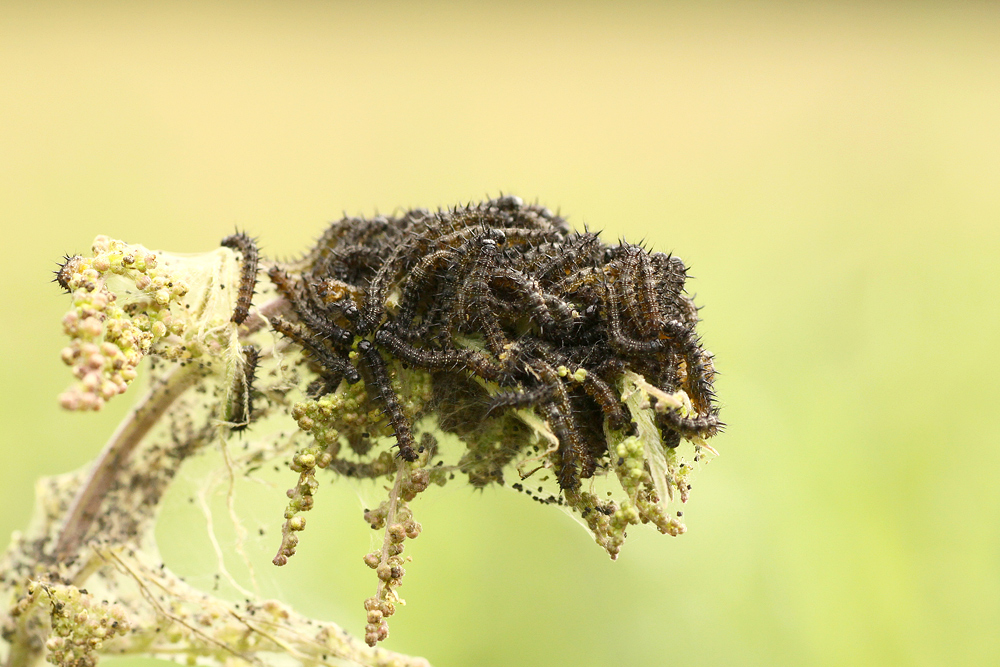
[2,2,999,665]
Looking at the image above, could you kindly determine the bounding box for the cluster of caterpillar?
[252,195,721,491]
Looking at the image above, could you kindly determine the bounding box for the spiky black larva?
[220,232,259,324]
[53,254,81,294]
[484,383,559,417]
[229,344,259,432]
[356,339,418,462]
[374,325,509,384]
[270,315,359,386]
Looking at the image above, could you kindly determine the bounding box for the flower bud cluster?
[291,384,387,446]
[564,420,693,558]
[362,501,422,647]
[618,423,692,529]
[56,236,188,411]
[280,364,435,569]
[272,445,334,566]
[564,488,628,558]
[12,581,129,667]
[612,435,682,535]
[360,462,429,647]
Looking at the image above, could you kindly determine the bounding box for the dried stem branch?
[54,364,203,563]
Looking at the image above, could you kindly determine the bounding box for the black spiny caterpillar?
[220,231,260,324]
[226,344,259,432]
[267,195,721,491]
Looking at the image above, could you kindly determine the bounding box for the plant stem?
[54,364,202,562]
